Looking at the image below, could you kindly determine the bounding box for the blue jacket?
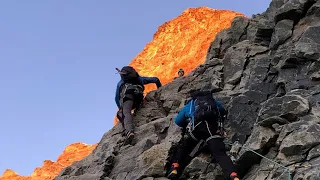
[174,99,226,128]
[115,76,162,108]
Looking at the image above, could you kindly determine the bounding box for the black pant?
[172,121,235,178]
[117,94,142,133]
[117,98,134,133]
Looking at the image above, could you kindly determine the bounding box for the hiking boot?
[230,172,240,180]
[167,163,179,179]
[124,131,135,145]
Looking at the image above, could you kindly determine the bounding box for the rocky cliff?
[114,7,244,125]
[0,143,97,180]
[0,7,243,180]
[54,0,320,179]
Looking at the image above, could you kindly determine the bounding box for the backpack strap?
[189,99,196,130]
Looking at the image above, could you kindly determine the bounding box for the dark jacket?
[174,99,227,128]
[115,76,161,108]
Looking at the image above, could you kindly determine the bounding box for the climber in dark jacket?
[173,68,185,80]
[115,66,162,145]
[167,90,239,180]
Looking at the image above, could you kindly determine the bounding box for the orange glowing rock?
[0,143,97,180]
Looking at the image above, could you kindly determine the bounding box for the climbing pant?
[172,120,236,177]
[117,95,135,133]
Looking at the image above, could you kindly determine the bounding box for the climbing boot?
[124,131,135,145]
[167,163,179,179]
[230,172,240,180]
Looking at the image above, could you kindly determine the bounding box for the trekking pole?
[224,141,291,180]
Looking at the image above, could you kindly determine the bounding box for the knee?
[122,103,133,114]
[208,139,226,152]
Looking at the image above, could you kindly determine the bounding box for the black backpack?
[118,66,144,106]
[120,66,141,84]
[192,91,220,122]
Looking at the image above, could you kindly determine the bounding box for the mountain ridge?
[0,143,97,180]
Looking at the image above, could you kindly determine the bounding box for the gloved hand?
[216,128,227,138]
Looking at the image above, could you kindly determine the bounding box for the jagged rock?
[223,41,250,86]
[263,0,288,21]
[293,157,320,179]
[254,19,275,46]
[295,25,320,61]
[240,126,277,155]
[183,62,224,93]
[277,122,320,165]
[311,71,320,81]
[258,116,290,129]
[54,136,117,180]
[223,40,269,87]
[269,19,294,49]
[307,144,320,160]
[206,16,249,60]
[227,90,268,144]
[241,147,279,180]
[240,55,277,95]
[306,0,320,16]
[271,43,295,68]
[258,94,310,122]
[275,61,320,91]
[181,155,210,179]
[274,0,317,24]
[236,126,277,176]
[134,100,168,126]
[276,120,315,147]
[134,142,172,179]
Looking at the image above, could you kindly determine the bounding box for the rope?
[224,141,292,180]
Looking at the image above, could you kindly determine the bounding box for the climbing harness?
[223,141,292,180]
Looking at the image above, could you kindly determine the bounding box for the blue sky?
[0,0,271,176]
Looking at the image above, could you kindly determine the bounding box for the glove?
[216,128,227,138]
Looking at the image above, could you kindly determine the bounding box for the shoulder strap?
[189,100,196,129]
[189,100,194,115]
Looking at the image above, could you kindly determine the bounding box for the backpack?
[192,91,220,122]
[118,66,144,107]
[120,66,141,84]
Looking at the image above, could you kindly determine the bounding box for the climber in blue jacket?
[115,66,162,145]
[167,89,239,180]
[174,97,226,127]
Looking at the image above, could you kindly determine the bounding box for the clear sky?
[0,0,271,176]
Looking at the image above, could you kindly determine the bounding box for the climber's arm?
[174,102,191,127]
[139,76,162,88]
[215,100,227,117]
[115,81,122,108]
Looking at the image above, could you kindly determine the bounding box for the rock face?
[129,7,244,93]
[0,143,97,180]
[54,0,320,179]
